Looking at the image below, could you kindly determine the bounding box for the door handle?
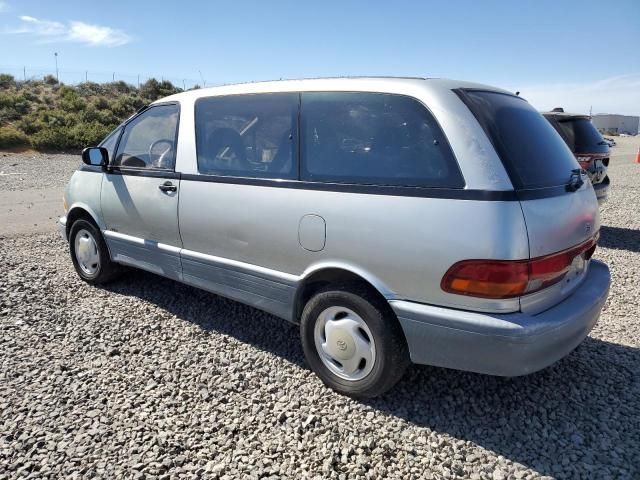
[159,181,177,193]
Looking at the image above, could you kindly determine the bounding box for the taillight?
[441,235,598,299]
[575,155,592,169]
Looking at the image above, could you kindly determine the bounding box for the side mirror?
[82,147,109,167]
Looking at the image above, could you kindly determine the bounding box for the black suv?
[543,108,609,203]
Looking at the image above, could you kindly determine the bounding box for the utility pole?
[112,72,115,82]
[183,79,186,90]
[23,66,26,82]
[137,74,140,89]
[54,52,59,84]
[85,71,88,82]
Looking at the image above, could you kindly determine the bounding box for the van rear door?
[458,90,599,314]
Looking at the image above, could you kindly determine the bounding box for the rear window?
[552,118,608,155]
[460,90,579,189]
[301,92,464,188]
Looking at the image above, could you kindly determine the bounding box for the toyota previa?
[59,77,610,397]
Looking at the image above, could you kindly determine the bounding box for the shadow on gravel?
[100,269,306,368]
[599,225,640,253]
[372,338,639,477]
[102,270,639,478]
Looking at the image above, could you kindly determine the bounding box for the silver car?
[59,77,610,398]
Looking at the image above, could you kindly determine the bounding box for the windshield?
[554,118,609,155]
[460,90,580,189]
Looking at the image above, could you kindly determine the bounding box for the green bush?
[105,81,133,95]
[93,96,110,110]
[76,81,104,97]
[0,125,29,148]
[0,93,30,122]
[43,74,58,85]
[139,79,180,101]
[0,74,15,88]
[69,122,113,148]
[59,88,86,112]
[0,73,183,151]
[30,126,72,150]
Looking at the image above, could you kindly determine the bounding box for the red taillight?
[575,155,593,169]
[442,260,529,299]
[441,235,598,299]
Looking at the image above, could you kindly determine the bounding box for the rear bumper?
[391,260,610,376]
[594,176,610,204]
[57,215,67,242]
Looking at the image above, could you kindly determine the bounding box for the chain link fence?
[0,65,207,89]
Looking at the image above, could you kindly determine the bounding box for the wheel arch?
[292,263,396,324]
[65,203,104,238]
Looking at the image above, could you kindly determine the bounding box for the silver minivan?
[59,77,610,397]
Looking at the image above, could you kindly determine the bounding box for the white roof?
[153,77,513,104]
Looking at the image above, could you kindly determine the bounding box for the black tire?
[69,219,121,284]
[300,284,410,398]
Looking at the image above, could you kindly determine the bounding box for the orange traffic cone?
[636,146,640,164]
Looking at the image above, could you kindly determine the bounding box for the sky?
[1,0,639,115]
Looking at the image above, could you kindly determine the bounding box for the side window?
[99,128,121,162]
[301,92,464,188]
[195,93,298,179]
[114,104,179,170]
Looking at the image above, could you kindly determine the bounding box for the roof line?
[205,75,431,88]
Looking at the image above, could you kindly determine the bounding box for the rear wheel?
[300,285,409,398]
[69,219,120,284]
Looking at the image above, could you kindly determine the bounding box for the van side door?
[100,103,182,280]
[178,93,301,319]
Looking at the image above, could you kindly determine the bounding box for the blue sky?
[1,0,639,114]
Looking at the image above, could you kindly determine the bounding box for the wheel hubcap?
[74,229,100,276]
[314,306,376,381]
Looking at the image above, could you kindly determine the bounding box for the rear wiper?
[566,168,585,192]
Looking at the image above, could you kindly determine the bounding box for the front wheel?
[69,219,121,284]
[300,286,410,398]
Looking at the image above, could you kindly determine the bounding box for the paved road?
[0,152,78,237]
[0,187,64,236]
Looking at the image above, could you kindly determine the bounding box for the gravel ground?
[0,151,79,192]
[1,140,639,479]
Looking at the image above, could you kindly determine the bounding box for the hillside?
[0,73,188,151]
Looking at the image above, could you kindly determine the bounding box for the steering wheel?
[149,139,174,168]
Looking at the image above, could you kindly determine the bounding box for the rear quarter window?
[460,90,580,189]
[300,92,464,188]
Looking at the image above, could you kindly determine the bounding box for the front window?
[99,128,121,162]
[113,104,180,170]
